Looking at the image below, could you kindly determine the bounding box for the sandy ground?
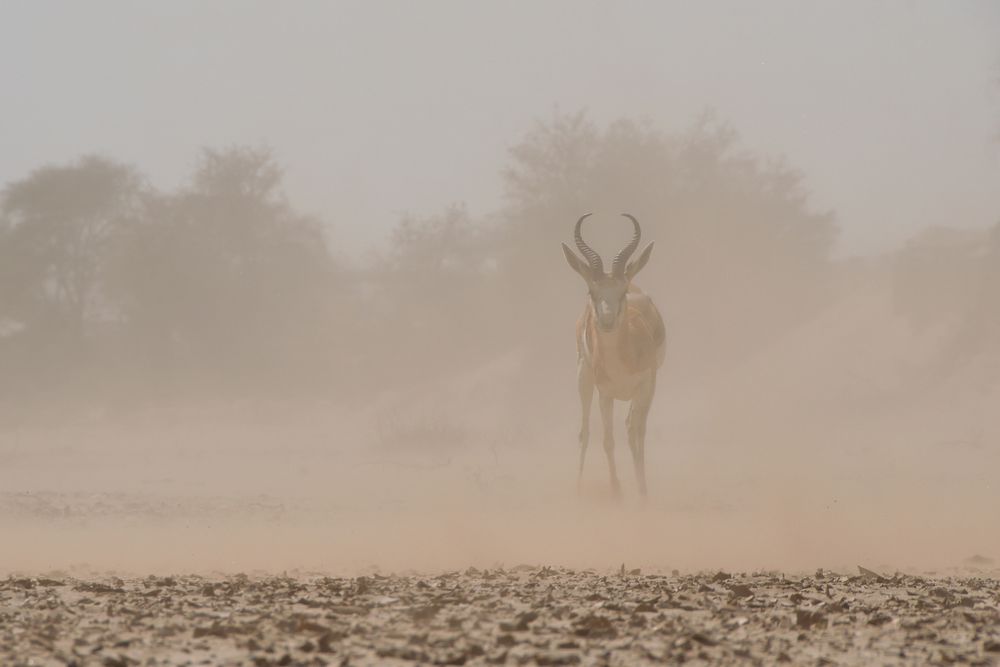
[1,319,998,666]
[1,404,998,666]
[1,394,997,576]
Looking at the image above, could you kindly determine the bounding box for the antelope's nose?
[597,301,616,327]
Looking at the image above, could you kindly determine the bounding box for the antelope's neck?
[588,305,633,366]
[592,312,629,349]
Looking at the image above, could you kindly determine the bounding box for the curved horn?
[573,213,603,275]
[612,214,642,277]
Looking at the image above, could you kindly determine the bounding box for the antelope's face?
[588,276,630,332]
[562,213,654,333]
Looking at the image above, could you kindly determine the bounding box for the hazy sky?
[2,1,998,257]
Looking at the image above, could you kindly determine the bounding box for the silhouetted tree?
[953,221,1000,358]
[363,204,504,385]
[108,146,341,393]
[891,220,1000,386]
[891,226,982,332]
[499,111,837,388]
[0,156,144,346]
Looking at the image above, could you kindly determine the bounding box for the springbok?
[561,214,666,499]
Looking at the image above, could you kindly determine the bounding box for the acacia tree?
[0,156,144,344]
[948,221,1000,363]
[109,146,341,393]
[890,71,1000,378]
[891,227,984,332]
[361,204,505,386]
[498,111,837,387]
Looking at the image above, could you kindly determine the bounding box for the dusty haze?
[1,1,999,580]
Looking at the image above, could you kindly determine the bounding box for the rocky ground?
[3,567,1000,667]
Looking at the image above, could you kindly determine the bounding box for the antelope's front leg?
[629,376,655,500]
[599,393,621,498]
[627,401,650,500]
[577,359,594,490]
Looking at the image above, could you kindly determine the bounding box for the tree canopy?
[0,113,850,407]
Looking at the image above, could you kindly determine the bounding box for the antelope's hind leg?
[576,359,595,490]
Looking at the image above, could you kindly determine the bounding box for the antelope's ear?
[625,241,654,281]
[562,243,591,281]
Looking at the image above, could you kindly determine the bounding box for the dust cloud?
[1,5,999,581]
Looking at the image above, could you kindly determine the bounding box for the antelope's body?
[562,214,665,499]
[577,284,665,400]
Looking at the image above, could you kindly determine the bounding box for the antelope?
[561,214,666,499]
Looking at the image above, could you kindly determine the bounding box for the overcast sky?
[2,1,998,257]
